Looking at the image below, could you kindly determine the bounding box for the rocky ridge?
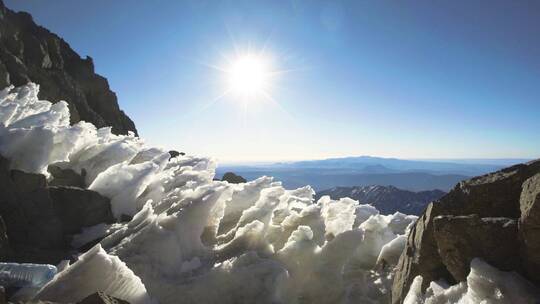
[0,0,136,135]
[392,159,540,303]
[316,185,445,215]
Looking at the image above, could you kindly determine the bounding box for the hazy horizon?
[6,0,540,162]
[218,155,533,166]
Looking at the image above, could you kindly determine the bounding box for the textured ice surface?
[34,244,153,304]
[3,83,536,303]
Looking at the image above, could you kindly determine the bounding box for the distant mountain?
[316,185,446,215]
[217,156,529,192]
[272,156,514,176]
[216,168,467,191]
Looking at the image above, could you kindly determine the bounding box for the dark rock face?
[0,216,10,260]
[392,159,540,304]
[316,185,445,215]
[0,156,66,263]
[168,150,185,160]
[222,172,247,184]
[0,155,115,264]
[49,186,114,235]
[77,292,130,304]
[520,173,540,284]
[48,165,85,188]
[433,215,520,282]
[0,0,137,135]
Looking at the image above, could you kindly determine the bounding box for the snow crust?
[34,244,153,304]
[3,83,538,303]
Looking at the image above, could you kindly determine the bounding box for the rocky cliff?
[392,159,540,303]
[0,0,137,135]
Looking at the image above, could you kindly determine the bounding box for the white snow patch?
[34,244,153,304]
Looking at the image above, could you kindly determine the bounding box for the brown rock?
[433,214,520,282]
[520,173,540,284]
[391,203,452,303]
[392,159,540,304]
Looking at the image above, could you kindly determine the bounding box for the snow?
[34,244,153,304]
[2,83,538,303]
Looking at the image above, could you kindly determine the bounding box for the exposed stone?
[221,172,247,184]
[49,186,114,235]
[77,292,130,304]
[392,159,540,304]
[0,0,137,135]
[433,214,520,282]
[48,165,85,188]
[391,203,452,303]
[520,173,540,285]
[0,216,10,261]
[0,154,116,264]
[0,157,65,254]
[168,150,185,159]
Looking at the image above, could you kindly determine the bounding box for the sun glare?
[226,54,270,99]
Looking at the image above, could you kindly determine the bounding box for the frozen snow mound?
[404,258,540,304]
[34,244,153,304]
[5,83,538,304]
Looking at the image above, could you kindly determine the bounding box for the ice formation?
[34,244,153,304]
[2,83,537,303]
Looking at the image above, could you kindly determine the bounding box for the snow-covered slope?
[1,83,537,304]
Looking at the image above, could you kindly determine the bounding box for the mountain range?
[316,185,446,215]
[217,156,529,191]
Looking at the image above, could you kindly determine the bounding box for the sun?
[226,54,271,99]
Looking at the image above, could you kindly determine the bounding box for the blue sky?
[6,0,540,162]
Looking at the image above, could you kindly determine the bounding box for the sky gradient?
[5,0,540,162]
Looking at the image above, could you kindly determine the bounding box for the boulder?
[520,173,540,284]
[392,159,540,304]
[433,214,520,282]
[0,154,116,264]
[221,172,247,184]
[0,156,65,251]
[392,203,452,303]
[168,150,185,159]
[48,165,85,188]
[49,186,115,235]
[77,292,130,304]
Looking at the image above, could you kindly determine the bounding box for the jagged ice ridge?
[0,83,537,304]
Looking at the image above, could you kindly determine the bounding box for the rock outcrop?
[392,159,540,303]
[0,155,115,264]
[49,186,114,235]
[0,0,137,135]
[433,215,520,282]
[221,172,247,184]
[520,173,540,284]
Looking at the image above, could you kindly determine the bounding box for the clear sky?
[5,0,540,162]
